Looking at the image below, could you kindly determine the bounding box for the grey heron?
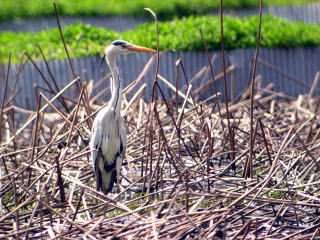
[90,40,156,194]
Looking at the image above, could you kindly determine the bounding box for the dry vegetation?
[1,51,320,239]
[1,7,320,240]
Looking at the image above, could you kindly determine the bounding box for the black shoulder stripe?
[95,156,102,191]
[119,140,124,158]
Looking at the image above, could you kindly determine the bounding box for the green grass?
[0,0,319,21]
[0,15,319,63]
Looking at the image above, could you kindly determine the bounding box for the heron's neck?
[106,54,122,114]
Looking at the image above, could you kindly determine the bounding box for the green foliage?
[0,22,120,62]
[0,0,318,21]
[0,15,319,63]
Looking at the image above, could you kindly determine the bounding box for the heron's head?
[105,40,156,56]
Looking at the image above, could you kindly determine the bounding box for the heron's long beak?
[127,44,156,53]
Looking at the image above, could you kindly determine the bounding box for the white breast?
[100,112,122,165]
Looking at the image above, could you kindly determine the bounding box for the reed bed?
[1,54,320,239]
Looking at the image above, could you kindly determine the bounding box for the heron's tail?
[100,168,117,194]
[94,154,122,194]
